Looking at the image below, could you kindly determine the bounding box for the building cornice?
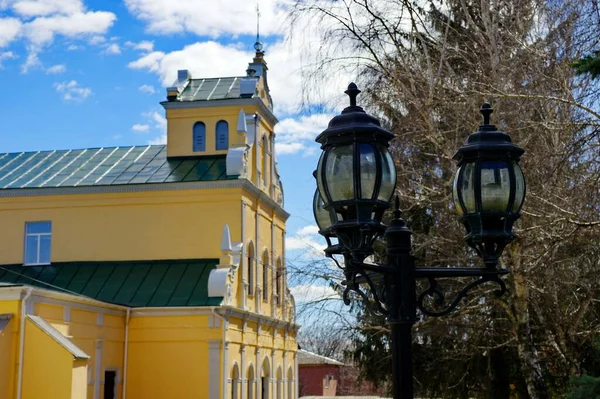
[218,305,300,332]
[161,97,279,127]
[0,178,290,221]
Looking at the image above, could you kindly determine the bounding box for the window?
[193,122,206,152]
[262,135,268,185]
[275,259,282,305]
[248,243,255,296]
[216,120,229,150]
[262,251,269,302]
[24,221,51,265]
[104,370,116,399]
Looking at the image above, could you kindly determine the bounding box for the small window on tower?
[216,120,229,150]
[193,122,206,152]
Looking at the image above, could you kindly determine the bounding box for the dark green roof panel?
[0,145,238,190]
[177,77,255,101]
[0,260,221,307]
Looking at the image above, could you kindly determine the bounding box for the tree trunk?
[513,272,550,399]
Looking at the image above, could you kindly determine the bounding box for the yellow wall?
[166,104,259,158]
[22,318,76,399]
[33,302,126,399]
[0,188,244,264]
[0,301,19,399]
[71,360,89,399]
[126,313,220,399]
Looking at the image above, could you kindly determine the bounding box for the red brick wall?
[298,365,341,397]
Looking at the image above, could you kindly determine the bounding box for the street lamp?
[313,83,526,399]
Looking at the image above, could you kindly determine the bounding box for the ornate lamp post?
[313,83,526,399]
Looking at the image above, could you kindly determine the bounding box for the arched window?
[248,365,255,399]
[216,120,229,150]
[275,258,282,305]
[247,243,255,296]
[262,135,268,185]
[262,250,269,302]
[276,367,282,399]
[287,367,293,399]
[231,364,240,399]
[193,122,206,152]
[261,358,270,399]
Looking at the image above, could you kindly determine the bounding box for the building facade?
[0,47,298,399]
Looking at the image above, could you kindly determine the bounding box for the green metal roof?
[177,77,253,101]
[0,260,223,307]
[0,145,237,190]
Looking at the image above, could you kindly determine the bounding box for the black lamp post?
[313,83,526,399]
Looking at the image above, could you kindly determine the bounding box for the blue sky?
[0,0,353,305]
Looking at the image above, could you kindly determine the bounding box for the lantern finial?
[480,102,493,126]
[345,83,361,107]
[393,195,402,220]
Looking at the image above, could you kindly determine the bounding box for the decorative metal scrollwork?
[416,274,507,317]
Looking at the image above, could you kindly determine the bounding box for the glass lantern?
[453,103,526,268]
[313,83,396,260]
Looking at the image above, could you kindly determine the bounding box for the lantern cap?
[453,102,524,164]
[315,83,394,146]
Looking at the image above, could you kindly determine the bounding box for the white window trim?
[23,221,52,266]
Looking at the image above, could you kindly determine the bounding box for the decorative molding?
[0,178,290,221]
[161,97,279,127]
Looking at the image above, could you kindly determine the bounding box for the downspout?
[17,287,33,399]
[122,308,131,399]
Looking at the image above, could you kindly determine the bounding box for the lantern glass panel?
[480,161,510,212]
[459,162,477,213]
[512,161,525,212]
[452,166,463,216]
[359,143,376,199]
[313,190,332,230]
[324,145,355,201]
[378,148,396,202]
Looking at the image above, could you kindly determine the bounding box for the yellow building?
[0,46,298,399]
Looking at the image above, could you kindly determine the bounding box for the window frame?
[248,243,255,296]
[23,221,52,266]
[262,250,269,302]
[216,120,229,151]
[193,121,206,152]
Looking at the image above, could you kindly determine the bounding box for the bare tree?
[290,0,600,397]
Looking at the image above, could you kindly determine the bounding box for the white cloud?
[21,50,40,72]
[289,284,338,304]
[54,79,91,101]
[103,43,120,55]
[135,110,167,144]
[276,142,306,155]
[66,43,82,51]
[0,17,22,47]
[124,0,287,36]
[0,51,17,67]
[23,11,116,46]
[11,0,83,17]
[138,84,155,94]
[88,35,105,45]
[297,225,320,236]
[128,41,249,86]
[274,113,332,155]
[125,40,153,52]
[45,63,65,74]
[132,123,150,133]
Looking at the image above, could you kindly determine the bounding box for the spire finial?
[345,83,361,107]
[254,4,263,53]
[480,102,493,126]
